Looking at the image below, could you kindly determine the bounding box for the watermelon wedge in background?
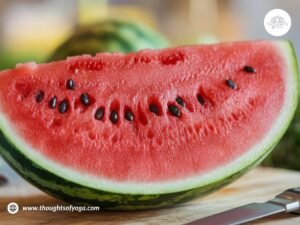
[49,19,169,61]
[0,41,298,210]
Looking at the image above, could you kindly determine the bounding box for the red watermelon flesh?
[0,41,297,188]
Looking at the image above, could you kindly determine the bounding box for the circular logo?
[7,202,19,214]
[264,9,291,36]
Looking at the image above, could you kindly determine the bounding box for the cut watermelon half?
[0,40,298,210]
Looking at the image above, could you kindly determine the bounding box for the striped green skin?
[0,128,271,210]
[49,20,169,61]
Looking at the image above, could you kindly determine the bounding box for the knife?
[184,187,300,225]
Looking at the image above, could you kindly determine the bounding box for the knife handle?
[275,187,300,214]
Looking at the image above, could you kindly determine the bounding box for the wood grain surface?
[1,166,300,225]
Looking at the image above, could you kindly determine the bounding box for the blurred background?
[0,0,299,69]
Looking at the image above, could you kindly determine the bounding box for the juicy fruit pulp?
[4,42,287,181]
[0,41,298,210]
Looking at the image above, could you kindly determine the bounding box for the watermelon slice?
[0,41,298,210]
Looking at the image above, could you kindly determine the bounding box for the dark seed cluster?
[34,65,254,124]
[49,96,57,109]
[168,105,180,117]
[197,94,205,105]
[243,66,256,73]
[66,79,75,90]
[35,90,45,103]
[175,96,185,106]
[226,79,237,90]
[95,107,104,120]
[149,104,159,115]
[80,93,90,106]
[110,110,118,124]
[125,110,134,121]
[58,100,68,114]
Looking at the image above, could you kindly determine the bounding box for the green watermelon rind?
[0,134,271,210]
[0,41,298,210]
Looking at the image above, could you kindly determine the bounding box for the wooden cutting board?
[1,166,300,225]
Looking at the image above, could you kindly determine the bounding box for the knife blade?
[184,187,300,225]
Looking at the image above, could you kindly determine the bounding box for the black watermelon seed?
[58,100,68,114]
[110,110,118,124]
[95,107,104,120]
[226,79,237,90]
[243,66,256,73]
[49,96,57,109]
[125,110,134,121]
[168,105,180,117]
[175,96,185,106]
[66,79,75,90]
[0,175,8,186]
[149,104,159,115]
[80,93,90,106]
[35,90,45,102]
[197,94,205,105]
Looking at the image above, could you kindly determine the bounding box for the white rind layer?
[0,41,298,194]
